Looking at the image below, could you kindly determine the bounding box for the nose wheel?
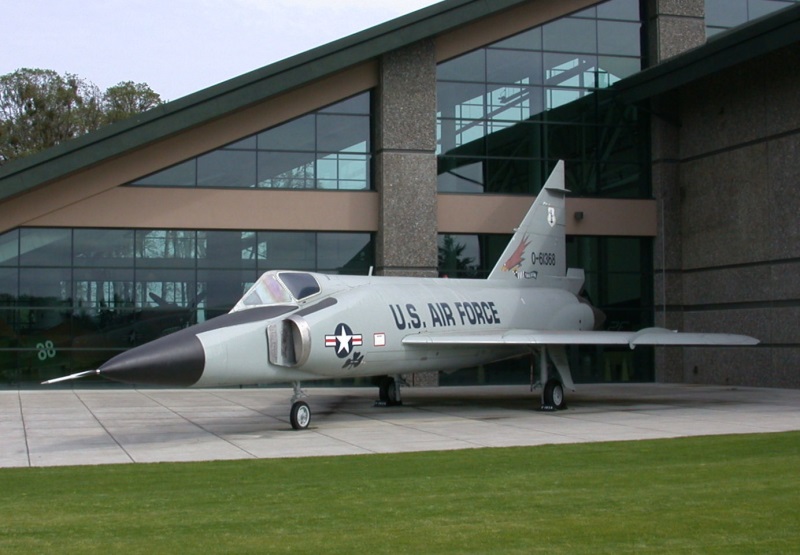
[289,381,311,430]
[290,400,311,430]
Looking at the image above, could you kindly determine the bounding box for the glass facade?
[705,0,800,36]
[436,0,654,385]
[437,0,648,198]
[130,93,372,191]
[1,0,662,388]
[0,228,373,386]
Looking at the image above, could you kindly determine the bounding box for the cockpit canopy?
[233,271,320,311]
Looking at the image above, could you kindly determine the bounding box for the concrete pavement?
[2,383,799,468]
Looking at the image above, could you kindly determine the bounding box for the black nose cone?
[98,328,205,387]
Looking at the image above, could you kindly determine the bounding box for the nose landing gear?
[290,381,311,430]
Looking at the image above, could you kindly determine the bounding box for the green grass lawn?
[1,432,798,554]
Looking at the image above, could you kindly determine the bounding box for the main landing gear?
[534,346,569,411]
[374,375,403,407]
[290,381,311,430]
[542,378,566,410]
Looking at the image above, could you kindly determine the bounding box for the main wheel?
[290,401,311,430]
[386,379,400,405]
[378,377,401,406]
[543,379,566,410]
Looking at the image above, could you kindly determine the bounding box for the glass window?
[487,48,543,85]
[436,50,486,82]
[437,0,647,198]
[74,229,134,268]
[198,268,257,315]
[317,114,369,153]
[320,94,370,114]
[705,0,799,36]
[197,150,257,188]
[543,18,597,53]
[598,55,641,82]
[437,159,485,193]
[136,230,196,268]
[317,153,369,190]
[597,0,641,20]
[238,271,292,308]
[132,160,196,187]
[545,54,601,90]
[0,227,374,384]
[749,0,799,18]
[438,234,481,278]
[493,27,542,51]
[20,229,71,267]
[598,21,641,56]
[279,272,320,300]
[258,232,316,271]
[437,82,486,120]
[226,136,257,149]
[135,269,196,308]
[197,231,258,270]
[438,117,487,154]
[257,151,316,189]
[316,233,372,273]
[0,268,17,305]
[73,268,134,309]
[258,115,316,151]
[487,85,545,123]
[19,268,71,305]
[706,0,749,29]
[128,92,372,191]
[0,229,19,267]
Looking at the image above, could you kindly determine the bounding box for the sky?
[3,0,443,101]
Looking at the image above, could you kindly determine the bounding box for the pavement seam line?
[17,391,32,467]
[73,389,135,463]
[140,389,259,459]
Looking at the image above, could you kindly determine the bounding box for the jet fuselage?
[105,273,595,388]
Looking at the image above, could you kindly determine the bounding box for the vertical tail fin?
[487,161,567,283]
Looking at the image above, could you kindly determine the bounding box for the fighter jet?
[44,161,758,429]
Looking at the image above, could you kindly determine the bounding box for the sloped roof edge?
[0,0,527,199]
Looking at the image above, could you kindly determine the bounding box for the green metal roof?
[2,0,799,201]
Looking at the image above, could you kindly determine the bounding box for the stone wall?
[659,44,800,387]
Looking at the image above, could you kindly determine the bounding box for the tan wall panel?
[436,0,599,62]
[26,188,379,232]
[0,63,378,234]
[438,195,657,236]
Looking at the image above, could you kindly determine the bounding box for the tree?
[438,235,477,278]
[0,68,163,165]
[103,81,162,124]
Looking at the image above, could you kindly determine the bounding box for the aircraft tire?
[379,377,400,406]
[290,401,311,430]
[543,379,566,410]
[386,379,400,405]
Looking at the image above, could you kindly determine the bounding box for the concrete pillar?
[374,39,438,278]
[374,40,440,387]
[647,0,705,63]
